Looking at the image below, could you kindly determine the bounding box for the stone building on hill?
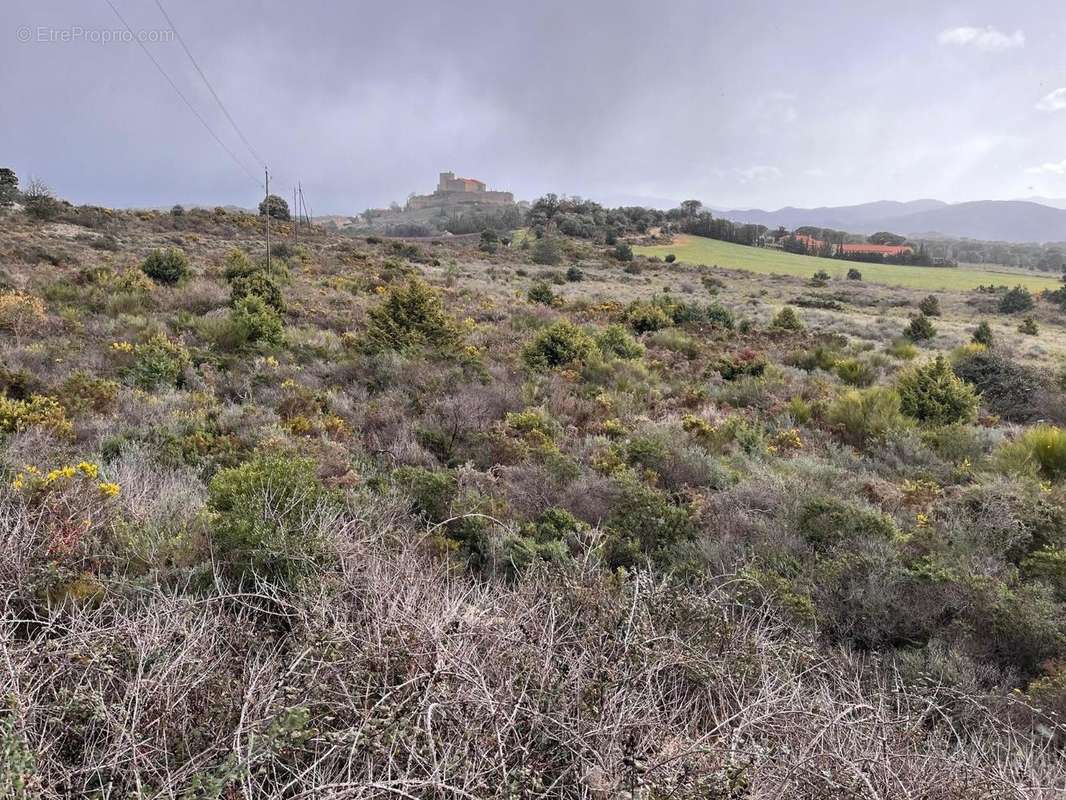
[406,171,515,211]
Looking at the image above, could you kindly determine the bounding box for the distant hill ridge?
[723,198,1066,243]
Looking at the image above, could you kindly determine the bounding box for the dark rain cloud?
[3,0,1065,212]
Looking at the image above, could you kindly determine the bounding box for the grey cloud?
[2,0,1064,212]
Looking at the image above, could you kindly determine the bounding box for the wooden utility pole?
[293,185,298,245]
[264,167,270,273]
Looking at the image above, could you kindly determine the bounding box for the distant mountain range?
[721,198,1066,244]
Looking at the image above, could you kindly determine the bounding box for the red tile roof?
[839,243,912,256]
[792,234,911,257]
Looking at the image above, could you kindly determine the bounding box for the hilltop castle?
[406,171,514,211]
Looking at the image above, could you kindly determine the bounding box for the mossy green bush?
[522,320,596,370]
[141,247,190,285]
[624,301,672,334]
[827,387,907,445]
[527,281,558,306]
[231,294,284,347]
[207,455,333,588]
[594,324,644,360]
[796,496,899,551]
[57,372,119,414]
[603,475,696,570]
[834,357,875,387]
[770,306,804,331]
[896,355,979,426]
[531,236,562,265]
[364,278,463,356]
[129,333,190,389]
[230,270,284,312]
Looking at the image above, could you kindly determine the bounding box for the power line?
[152,0,266,170]
[102,0,263,190]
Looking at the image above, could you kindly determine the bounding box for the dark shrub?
[613,243,634,262]
[846,268,862,280]
[903,314,935,341]
[141,247,190,285]
[999,285,1035,314]
[796,496,898,551]
[604,476,696,569]
[918,295,941,316]
[479,229,499,254]
[770,306,804,331]
[527,281,557,306]
[565,265,584,282]
[952,348,1062,423]
[971,321,994,347]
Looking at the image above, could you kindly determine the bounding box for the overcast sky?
[5,0,1066,213]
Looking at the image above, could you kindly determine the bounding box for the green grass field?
[634,235,1061,292]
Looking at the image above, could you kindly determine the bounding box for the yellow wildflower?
[98,482,121,498]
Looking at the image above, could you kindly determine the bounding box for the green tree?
[903,314,936,342]
[972,320,994,347]
[918,295,941,317]
[478,228,499,254]
[679,199,703,218]
[21,178,59,220]
[868,231,906,246]
[531,236,562,265]
[0,168,18,206]
[258,194,291,221]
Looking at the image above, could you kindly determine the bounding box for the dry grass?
[2,521,1064,798]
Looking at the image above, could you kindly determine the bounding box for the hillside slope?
[2,206,1066,796]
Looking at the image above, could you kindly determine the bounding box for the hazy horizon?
[6,0,1066,214]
